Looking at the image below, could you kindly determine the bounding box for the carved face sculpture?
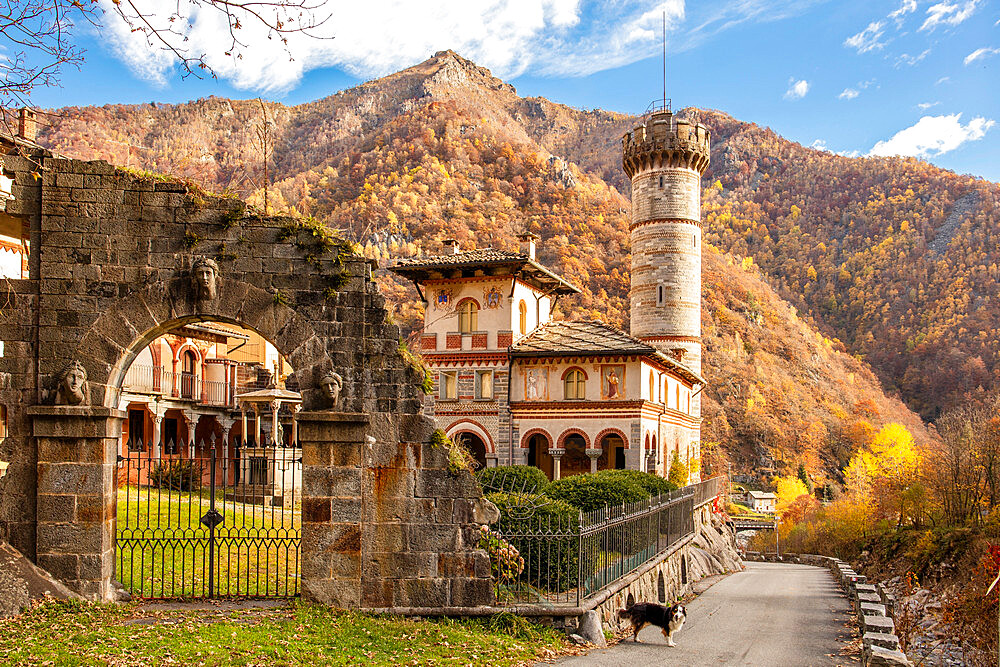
[192,258,219,301]
[320,372,342,408]
[56,361,87,405]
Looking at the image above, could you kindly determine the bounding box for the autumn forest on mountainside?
[34,52,999,488]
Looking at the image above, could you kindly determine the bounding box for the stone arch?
[72,276,330,411]
[519,427,553,449]
[595,427,629,449]
[445,419,494,453]
[560,366,589,381]
[557,429,592,449]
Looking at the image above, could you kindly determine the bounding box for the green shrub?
[594,470,678,497]
[543,472,650,512]
[488,492,579,593]
[477,466,549,495]
[149,459,200,491]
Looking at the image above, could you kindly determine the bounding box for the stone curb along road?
[549,561,860,666]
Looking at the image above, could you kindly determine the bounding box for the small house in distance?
[746,490,777,513]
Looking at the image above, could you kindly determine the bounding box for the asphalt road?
[553,561,858,667]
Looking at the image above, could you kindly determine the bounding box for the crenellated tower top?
[621,110,710,178]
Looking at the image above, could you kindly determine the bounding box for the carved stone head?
[55,360,88,406]
[192,257,219,301]
[319,371,343,409]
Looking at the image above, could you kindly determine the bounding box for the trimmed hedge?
[596,469,678,497]
[543,470,668,512]
[477,465,549,495]
[488,492,579,592]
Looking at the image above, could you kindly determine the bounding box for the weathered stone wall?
[0,150,493,605]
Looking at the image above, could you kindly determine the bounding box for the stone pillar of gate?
[28,406,125,601]
[297,410,368,608]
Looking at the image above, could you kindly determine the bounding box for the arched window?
[181,349,198,399]
[564,369,586,400]
[518,300,527,335]
[458,299,479,334]
[648,371,655,401]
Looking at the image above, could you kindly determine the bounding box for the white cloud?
[839,88,859,100]
[810,139,828,150]
[920,0,981,31]
[965,47,1000,65]
[844,21,886,53]
[869,113,995,158]
[936,76,951,84]
[917,101,940,110]
[895,49,930,67]
[784,78,810,100]
[889,0,917,20]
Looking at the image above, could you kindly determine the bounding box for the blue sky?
[30,0,1000,180]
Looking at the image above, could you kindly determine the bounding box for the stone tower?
[622,110,710,409]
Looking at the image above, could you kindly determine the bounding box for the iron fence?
[692,475,723,508]
[492,488,697,606]
[116,437,301,599]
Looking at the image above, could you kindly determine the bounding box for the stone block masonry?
[0,148,494,606]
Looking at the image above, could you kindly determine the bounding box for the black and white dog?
[616,602,687,646]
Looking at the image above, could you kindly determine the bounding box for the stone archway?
[5,155,494,607]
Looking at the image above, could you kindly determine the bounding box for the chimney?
[669,348,686,363]
[17,108,36,143]
[518,232,539,260]
[442,239,460,255]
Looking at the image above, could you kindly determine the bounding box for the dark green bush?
[595,470,678,497]
[543,471,650,512]
[488,492,579,593]
[477,466,549,495]
[149,459,200,491]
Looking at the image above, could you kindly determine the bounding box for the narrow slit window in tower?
[656,284,665,307]
[658,175,664,188]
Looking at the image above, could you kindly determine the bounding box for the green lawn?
[0,601,568,666]
[117,486,301,598]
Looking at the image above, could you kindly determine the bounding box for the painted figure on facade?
[320,371,343,409]
[55,360,88,406]
[192,257,220,302]
[606,369,619,398]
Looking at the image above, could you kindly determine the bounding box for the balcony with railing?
[122,364,235,408]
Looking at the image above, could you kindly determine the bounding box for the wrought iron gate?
[116,439,301,599]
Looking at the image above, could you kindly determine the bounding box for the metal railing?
[492,488,696,607]
[692,475,722,508]
[122,365,234,407]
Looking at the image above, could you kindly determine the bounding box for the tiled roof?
[511,320,705,385]
[388,248,581,295]
[392,248,525,268]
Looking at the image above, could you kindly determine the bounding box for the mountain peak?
[410,50,516,96]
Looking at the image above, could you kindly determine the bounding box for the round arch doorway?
[454,431,488,471]
[525,432,554,480]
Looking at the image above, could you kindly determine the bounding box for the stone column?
[586,447,603,473]
[170,357,180,397]
[183,411,197,458]
[270,400,280,447]
[291,404,301,445]
[151,411,164,460]
[253,404,261,446]
[29,406,125,601]
[219,417,234,459]
[240,405,247,445]
[550,447,566,481]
